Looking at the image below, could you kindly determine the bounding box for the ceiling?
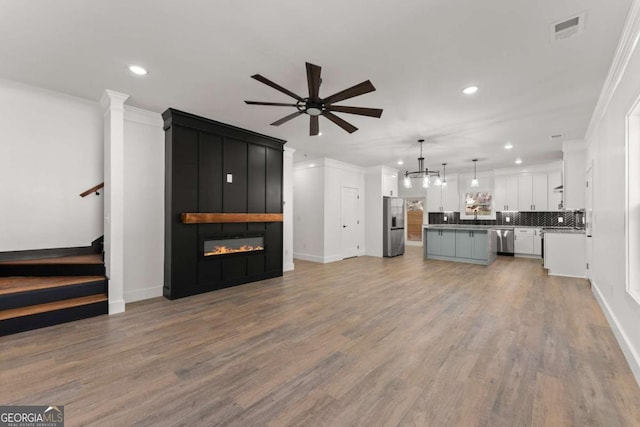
[0,0,632,173]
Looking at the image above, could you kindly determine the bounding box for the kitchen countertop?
[541,228,586,234]
[423,224,498,230]
[423,224,586,232]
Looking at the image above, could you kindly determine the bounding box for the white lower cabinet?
[514,228,542,257]
[533,228,542,256]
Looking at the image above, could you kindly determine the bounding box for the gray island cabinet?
[423,226,497,265]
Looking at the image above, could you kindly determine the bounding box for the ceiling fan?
[245,62,383,136]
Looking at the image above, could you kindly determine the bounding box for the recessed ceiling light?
[462,85,479,95]
[397,160,404,165]
[515,158,523,164]
[309,163,315,167]
[128,65,148,75]
[504,143,513,150]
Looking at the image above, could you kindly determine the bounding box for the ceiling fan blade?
[270,111,304,126]
[323,112,358,134]
[325,105,383,118]
[245,101,299,107]
[310,115,319,136]
[323,80,376,104]
[306,62,322,102]
[251,74,304,102]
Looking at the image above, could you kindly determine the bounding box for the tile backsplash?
[428,211,582,228]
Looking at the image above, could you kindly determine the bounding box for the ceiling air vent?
[550,12,586,42]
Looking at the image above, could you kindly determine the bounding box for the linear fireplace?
[203,235,264,257]
[163,108,285,300]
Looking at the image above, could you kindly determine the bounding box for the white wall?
[122,106,164,303]
[586,0,640,385]
[364,166,398,257]
[293,163,324,262]
[324,159,366,262]
[364,168,383,257]
[293,158,365,263]
[563,141,587,210]
[0,79,103,251]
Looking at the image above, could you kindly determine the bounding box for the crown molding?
[585,0,640,141]
[124,105,163,127]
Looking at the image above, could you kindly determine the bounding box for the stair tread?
[0,276,105,296]
[0,294,107,321]
[0,254,103,265]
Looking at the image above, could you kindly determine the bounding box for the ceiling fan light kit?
[245,62,383,136]
[403,139,442,189]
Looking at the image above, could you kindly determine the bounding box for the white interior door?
[341,186,359,259]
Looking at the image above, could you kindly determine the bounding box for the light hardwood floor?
[2,247,639,426]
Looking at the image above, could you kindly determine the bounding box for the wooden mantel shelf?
[181,213,283,224]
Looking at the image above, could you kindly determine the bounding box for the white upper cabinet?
[518,175,533,211]
[382,172,398,197]
[494,175,518,211]
[518,174,548,211]
[427,177,459,212]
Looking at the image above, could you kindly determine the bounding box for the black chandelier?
[403,139,442,188]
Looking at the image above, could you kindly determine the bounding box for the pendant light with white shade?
[471,159,480,188]
[441,163,448,187]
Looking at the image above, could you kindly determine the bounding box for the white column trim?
[283,147,295,272]
[101,89,129,315]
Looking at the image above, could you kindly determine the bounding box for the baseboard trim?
[547,272,587,279]
[293,253,342,264]
[125,286,163,303]
[591,279,640,387]
[283,262,295,272]
[109,299,125,315]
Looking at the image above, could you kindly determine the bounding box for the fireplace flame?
[204,245,264,256]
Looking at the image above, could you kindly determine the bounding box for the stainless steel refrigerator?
[383,197,405,257]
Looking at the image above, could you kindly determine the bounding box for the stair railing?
[79,182,104,197]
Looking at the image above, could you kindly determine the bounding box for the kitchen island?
[423,225,497,265]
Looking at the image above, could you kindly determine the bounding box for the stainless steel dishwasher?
[495,228,515,255]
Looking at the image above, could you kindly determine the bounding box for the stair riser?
[0,264,105,277]
[0,280,106,311]
[0,301,108,336]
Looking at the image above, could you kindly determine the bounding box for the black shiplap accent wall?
[163,109,286,300]
[428,211,580,227]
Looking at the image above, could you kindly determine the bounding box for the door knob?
[343,225,347,228]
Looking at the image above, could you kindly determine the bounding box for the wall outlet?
[505,216,511,223]
[558,216,564,223]
[226,173,233,183]
[444,216,448,222]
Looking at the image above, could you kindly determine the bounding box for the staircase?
[0,252,108,336]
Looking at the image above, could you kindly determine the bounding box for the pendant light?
[404,175,412,188]
[471,159,479,188]
[403,139,441,188]
[441,163,448,187]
